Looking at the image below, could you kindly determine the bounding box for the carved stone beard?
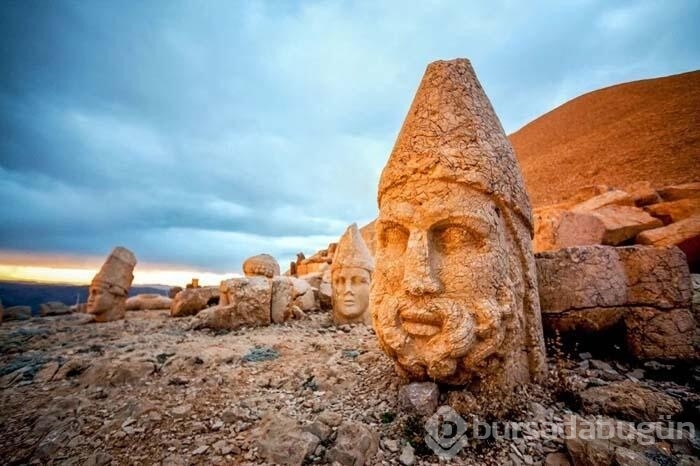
[372,276,523,386]
[370,181,537,388]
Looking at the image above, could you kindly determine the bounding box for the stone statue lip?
[399,308,442,337]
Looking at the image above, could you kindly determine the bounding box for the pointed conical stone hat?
[377,58,533,234]
[92,246,137,294]
[331,223,374,272]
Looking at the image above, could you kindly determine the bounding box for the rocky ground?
[0,310,698,466]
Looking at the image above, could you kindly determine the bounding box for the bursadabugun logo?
[424,406,470,459]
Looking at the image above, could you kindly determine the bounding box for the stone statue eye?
[433,224,482,253]
[380,223,408,253]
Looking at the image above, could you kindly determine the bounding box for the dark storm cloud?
[1,0,699,272]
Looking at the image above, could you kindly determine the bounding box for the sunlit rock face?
[242,254,281,279]
[87,247,137,323]
[371,59,547,389]
[331,223,374,325]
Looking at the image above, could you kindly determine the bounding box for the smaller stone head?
[87,247,136,322]
[331,223,375,325]
[242,254,281,278]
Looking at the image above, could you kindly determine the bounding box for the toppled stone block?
[645,198,700,224]
[170,286,219,317]
[658,182,700,202]
[536,245,697,361]
[533,207,606,253]
[195,277,271,330]
[536,246,627,314]
[590,205,663,245]
[125,294,172,311]
[617,245,692,309]
[637,215,700,269]
[624,307,697,361]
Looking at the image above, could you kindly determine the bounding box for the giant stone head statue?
[331,223,374,325]
[371,59,546,390]
[87,246,137,323]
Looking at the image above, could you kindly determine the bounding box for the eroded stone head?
[87,246,137,322]
[371,59,546,389]
[331,223,374,325]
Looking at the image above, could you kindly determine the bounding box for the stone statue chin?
[332,266,371,324]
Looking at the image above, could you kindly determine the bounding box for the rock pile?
[193,275,318,331]
[534,181,700,269]
[537,244,697,361]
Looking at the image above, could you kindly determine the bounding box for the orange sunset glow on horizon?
[0,250,236,286]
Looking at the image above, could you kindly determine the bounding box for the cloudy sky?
[1,0,699,283]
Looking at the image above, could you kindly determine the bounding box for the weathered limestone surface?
[533,207,606,253]
[571,190,634,213]
[589,205,663,245]
[624,180,661,206]
[645,198,700,224]
[536,245,697,361]
[580,380,683,422]
[536,246,627,313]
[170,286,220,317]
[292,279,317,312]
[624,307,697,361]
[658,182,700,201]
[195,277,272,330]
[325,421,378,466]
[270,277,295,324]
[242,254,280,278]
[87,247,137,323]
[636,215,700,267]
[617,246,692,309]
[331,223,374,325]
[564,415,666,466]
[371,58,546,388]
[125,294,172,311]
[255,413,320,466]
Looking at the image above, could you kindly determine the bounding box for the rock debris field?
[1,309,698,466]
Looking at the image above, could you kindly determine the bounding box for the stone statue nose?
[402,230,442,296]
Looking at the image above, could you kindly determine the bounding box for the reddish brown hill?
[510,70,700,207]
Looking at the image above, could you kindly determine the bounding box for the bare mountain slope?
[510,70,700,207]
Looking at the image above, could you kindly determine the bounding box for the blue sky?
[1,0,699,274]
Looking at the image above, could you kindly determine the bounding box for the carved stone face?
[87,281,118,314]
[371,180,523,384]
[332,267,371,322]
